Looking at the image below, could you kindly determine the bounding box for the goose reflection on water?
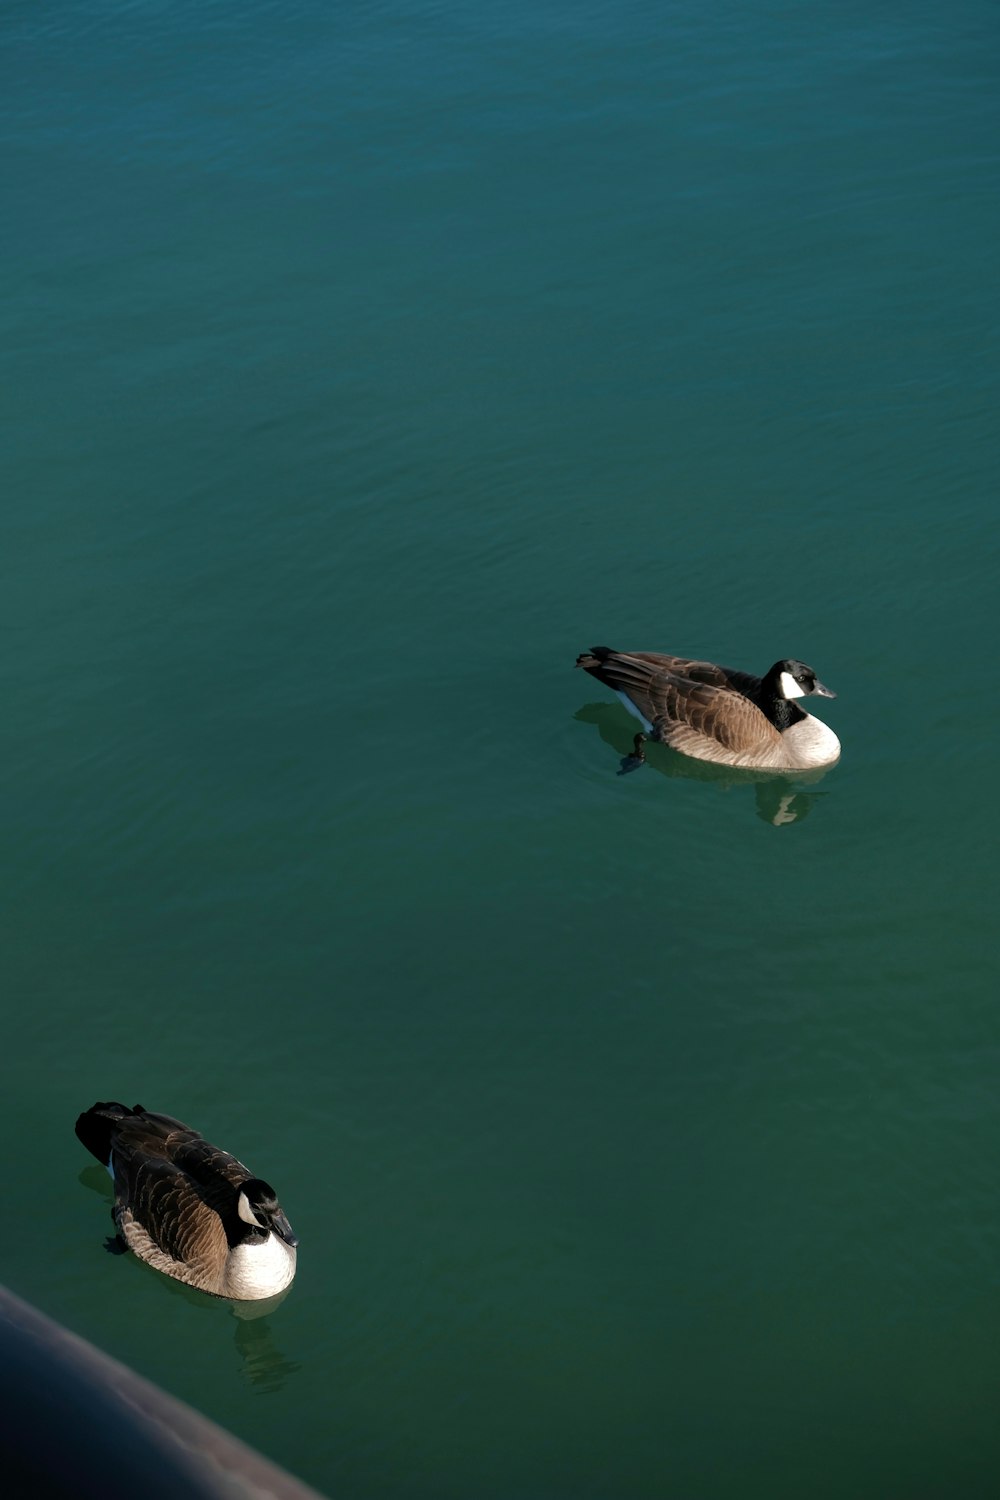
[231,1300,302,1393]
[576,704,832,825]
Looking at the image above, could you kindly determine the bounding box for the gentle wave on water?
[4,2,999,1497]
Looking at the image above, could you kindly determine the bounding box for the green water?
[3,2,999,1496]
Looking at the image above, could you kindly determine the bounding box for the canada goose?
[576,647,840,771]
[75,1102,298,1301]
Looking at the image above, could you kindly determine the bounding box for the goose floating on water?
[576,647,840,771]
[75,1102,298,1301]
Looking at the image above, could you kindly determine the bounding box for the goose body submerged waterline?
[576,647,840,771]
[75,1102,298,1301]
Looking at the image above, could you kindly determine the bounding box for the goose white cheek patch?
[778,671,807,699]
[237,1191,265,1228]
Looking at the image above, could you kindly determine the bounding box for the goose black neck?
[765,696,806,731]
[223,1219,270,1250]
[754,667,807,731]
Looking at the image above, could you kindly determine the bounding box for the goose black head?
[768,659,836,701]
[236,1178,299,1248]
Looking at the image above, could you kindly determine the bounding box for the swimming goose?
[75,1102,298,1301]
[576,647,840,770]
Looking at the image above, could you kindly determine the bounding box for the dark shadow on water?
[575,703,833,825]
[76,1167,301,1392]
[79,1164,113,1195]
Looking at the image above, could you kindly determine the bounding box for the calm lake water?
[3,2,999,1496]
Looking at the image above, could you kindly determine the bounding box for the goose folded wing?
[623,654,737,689]
[653,677,776,757]
[627,654,763,699]
[647,676,747,751]
[594,657,746,751]
[580,653,679,727]
[118,1155,231,1268]
[170,1134,253,1193]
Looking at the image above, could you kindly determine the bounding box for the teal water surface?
[3,2,1000,1497]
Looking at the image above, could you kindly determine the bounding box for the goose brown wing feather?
[170,1134,254,1192]
[115,1154,230,1276]
[108,1109,252,1191]
[586,651,761,696]
[104,1109,201,1163]
[652,683,775,757]
[615,653,751,692]
[107,1109,252,1274]
[581,650,778,758]
[648,674,760,753]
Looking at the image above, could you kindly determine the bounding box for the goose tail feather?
[75,1101,140,1165]
[575,645,617,671]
